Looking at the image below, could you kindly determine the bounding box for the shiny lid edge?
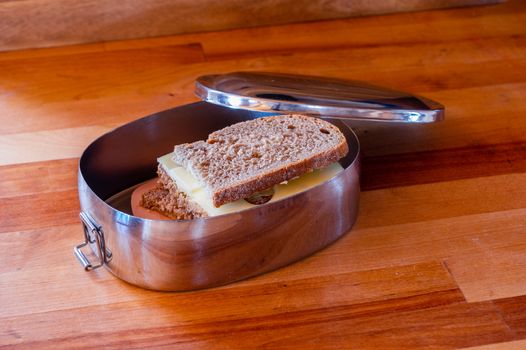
[195,72,445,123]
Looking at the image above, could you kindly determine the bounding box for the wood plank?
[353,59,526,94]
[461,340,526,350]
[0,36,523,104]
[361,141,526,190]
[0,0,522,61]
[0,262,467,344]
[0,0,502,52]
[0,37,525,158]
[358,173,526,229]
[198,0,525,58]
[163,302,512,350]
[441,208,526,301]
[494,295,526,338]
[446,246,526,301]
[0,158,78,198]
[0,43,204,103]
[0,224,82,274]
[313,208,526,281]
[2,294,515,349]
[443,211,526,302]
[0,125,117,166]
[0,261,459,319]
[0,190,79,233]
[0,93,196,137]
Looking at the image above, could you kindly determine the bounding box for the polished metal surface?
[77,102,361,291]
[196,71,444,123]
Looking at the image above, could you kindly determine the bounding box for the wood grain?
[1,0,526,349]
[321,208,526,273]
[0,158,77,198]
[0,224,82,274]
[361,141,526,190]
[358,173,526,228]
[0,43,204,104]
[0,0,502,52]
[0,190,79,233]
[0,0,523,62]
[0,261,458,318]
[462,340,526,350]
[1,36,525,161]
[445,245,526,302]
[0,262,471,348]
[494,295,526,338]
[0,294,515,349]
[0,125,117,165]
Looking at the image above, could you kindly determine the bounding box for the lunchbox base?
[76,102,361,291]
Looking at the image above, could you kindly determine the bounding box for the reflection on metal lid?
[195,71,444,123]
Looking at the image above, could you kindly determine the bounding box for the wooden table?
[1,1,525,348]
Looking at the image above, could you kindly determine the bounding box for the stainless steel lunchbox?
[74,72,443,291]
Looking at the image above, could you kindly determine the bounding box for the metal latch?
[74,212,112,271]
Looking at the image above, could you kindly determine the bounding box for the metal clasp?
[74,212,112,271]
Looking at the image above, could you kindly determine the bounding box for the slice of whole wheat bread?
[173,114,348,207]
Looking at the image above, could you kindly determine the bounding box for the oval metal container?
[77,101,361,291]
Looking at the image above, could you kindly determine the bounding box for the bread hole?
[245,187,275,205]
[287,125,295,129]
[200,160,210,167]
[252,151,261,159]
[319,128,330,135]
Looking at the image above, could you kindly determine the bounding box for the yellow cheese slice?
[158,153,343,217]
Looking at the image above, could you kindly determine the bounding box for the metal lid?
[195,71,444,123]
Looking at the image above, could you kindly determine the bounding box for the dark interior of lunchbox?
[79,102,359,201]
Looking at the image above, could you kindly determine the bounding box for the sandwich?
[133,114,348,220]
